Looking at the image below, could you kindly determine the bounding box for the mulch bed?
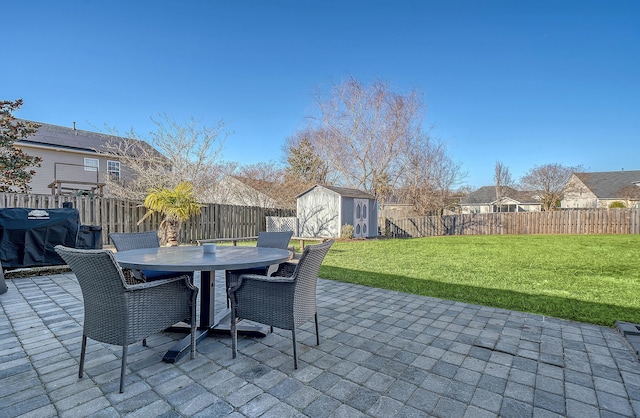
[4,265,72,279]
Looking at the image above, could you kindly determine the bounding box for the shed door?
[353,199,368,238]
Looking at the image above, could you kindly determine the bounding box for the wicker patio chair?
[229,239,334,369]
[224,231,293,307]
[54,245,198,393]
[109,231,193,282]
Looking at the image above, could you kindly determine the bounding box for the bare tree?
[308,77,423,197]
[291,76,464,213]
[494,161,513,212]
[520,163,582,211]
[99,113,229,202]
[617,184,640,207]
[397,134,465,215]
[230,163,288,208]
[212,162,308,209]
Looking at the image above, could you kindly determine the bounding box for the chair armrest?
[229,273,294,293]
[126,274,196,292]
[240,273,295,283]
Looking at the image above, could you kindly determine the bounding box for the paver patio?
[1,271,639,417]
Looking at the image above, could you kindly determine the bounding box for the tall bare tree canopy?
[397,134,465,215]
[291,77,464,208]
[520,163,582,211]
[101,113,229,202]
[310,77,423,195]
[0,99,42,193]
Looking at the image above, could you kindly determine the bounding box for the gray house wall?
[561,171,640,209]
[18,144,113,195]
[562,176,599,208]
[14,120,159,197]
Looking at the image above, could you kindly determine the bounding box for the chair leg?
[225,274,231,308]
[231,309,237,359]
[190,302,197,359]
[119,345,128,393]
[292,328,298,369]
[79,335,87,378]
[314,313,320,346]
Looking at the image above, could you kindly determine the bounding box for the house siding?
[562,171,640,209]
[12,120,164,197]
[211,176,279,208]
[18,144,109,195]
[562,176,594,208]
[460,185,541,214]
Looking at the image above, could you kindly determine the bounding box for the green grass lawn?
[319,234,640,326]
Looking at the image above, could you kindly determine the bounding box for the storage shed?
[297,185,378,238]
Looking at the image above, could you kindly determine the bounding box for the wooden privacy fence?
[4,193,638,242]
[0,193,295,245]
[381,209,640,237]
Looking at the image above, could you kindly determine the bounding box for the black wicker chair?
[229,239,333,369]
[54,245,198,393]
[224,231,293,306]
[109,231,193,282]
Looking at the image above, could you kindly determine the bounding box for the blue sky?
[3,0,639,188]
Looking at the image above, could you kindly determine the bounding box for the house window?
[493,204,518,213]
[84,158,99,172]
[107,160,120,181]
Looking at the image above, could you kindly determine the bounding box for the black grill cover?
[76,225,103,250]
[0,208,80,269]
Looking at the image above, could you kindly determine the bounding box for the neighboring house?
[297,185,378,238]
[562,170,640,209]
[211,176,284,208]
[459,186,541,214]
[15,120,154,196]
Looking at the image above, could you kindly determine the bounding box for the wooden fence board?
[3,193,639,242]
[380,208,640,237]
[0,193,295,246]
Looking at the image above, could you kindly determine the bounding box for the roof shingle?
[574,170,640,198]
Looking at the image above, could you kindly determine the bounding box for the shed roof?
[573,170,640,199]
[297,184,376,200]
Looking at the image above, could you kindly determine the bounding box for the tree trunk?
[164,217,181,246]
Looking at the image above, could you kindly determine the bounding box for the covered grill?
[0,207,80,270]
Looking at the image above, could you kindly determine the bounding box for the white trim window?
[107,160,121,181]
[84,158,99,172]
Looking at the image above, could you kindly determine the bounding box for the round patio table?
[114,245,292,362]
